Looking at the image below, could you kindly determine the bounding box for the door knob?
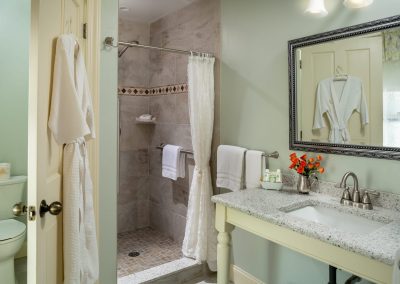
[12,203,27,216]
[39,200,63,217]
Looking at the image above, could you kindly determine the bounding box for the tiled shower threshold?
[118,257,201,284]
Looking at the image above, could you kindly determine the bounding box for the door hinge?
[28,206,36,221]
[299,60,302,69]
[83,23,87,39]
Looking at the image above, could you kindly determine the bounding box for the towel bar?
[156,144,279,159]
[156,143,193,155]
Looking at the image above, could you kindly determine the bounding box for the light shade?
[343,0,373,8]
[305,0,328,16]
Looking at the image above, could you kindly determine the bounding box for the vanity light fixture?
[305,0,328,16]
[343,0,373,8]
[306,0,373,16]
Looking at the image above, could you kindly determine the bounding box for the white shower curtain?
[182,54,217,271]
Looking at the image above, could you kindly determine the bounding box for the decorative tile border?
[118,83,188,96]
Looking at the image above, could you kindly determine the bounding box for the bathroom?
[1,0,400,284]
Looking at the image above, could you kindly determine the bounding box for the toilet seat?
[0,219,26,241]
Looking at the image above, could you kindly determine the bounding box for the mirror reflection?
[296,27,400,147]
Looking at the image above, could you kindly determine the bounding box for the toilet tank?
[0,176,27,220]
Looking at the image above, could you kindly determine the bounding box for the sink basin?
[286,205,386,234]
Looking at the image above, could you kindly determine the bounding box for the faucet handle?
[361,192,373,210]
[340,187,353,206]
[364,190,380,197]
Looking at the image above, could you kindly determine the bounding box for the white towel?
[245,150,265,189]
[393,249,400,284]
[216,145,247,191]
[162,144,185,180]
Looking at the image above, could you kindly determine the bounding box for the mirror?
[289,15,400,160]
[0,1,29,283]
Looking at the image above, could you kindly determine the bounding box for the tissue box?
[0,163,11,180]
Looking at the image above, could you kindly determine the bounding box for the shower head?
[118,40,139,58]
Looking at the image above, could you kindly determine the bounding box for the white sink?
[286,205,386,234]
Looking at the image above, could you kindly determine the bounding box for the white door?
[28,1,87,283]
[299,35,383,145]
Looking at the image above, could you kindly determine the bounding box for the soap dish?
[260,181,283,191]
[135,117,156,124]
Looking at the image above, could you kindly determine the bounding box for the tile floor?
[118,227,183,278]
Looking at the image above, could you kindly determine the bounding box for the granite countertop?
[212,188,400,265]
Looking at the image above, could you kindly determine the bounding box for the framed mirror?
[289,15,400,160]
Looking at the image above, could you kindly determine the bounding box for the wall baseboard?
[229,264,265,284]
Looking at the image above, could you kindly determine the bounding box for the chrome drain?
[128,251,140,257]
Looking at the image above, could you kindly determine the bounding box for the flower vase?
[297,175,311,194]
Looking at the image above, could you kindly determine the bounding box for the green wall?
[99,0,118,282]
[0,0,29,176]
[221,0,400,283]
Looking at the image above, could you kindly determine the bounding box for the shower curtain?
[182,54,217,271]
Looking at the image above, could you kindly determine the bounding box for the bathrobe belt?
[329,127,350,144]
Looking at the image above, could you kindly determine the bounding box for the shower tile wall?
[118,0,221,241]
[147,0,221,242]
[118,19,151,233]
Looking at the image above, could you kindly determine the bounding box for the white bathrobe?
[313,76,369,144]
[48,34,99,284]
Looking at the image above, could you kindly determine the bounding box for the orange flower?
[308,163,314,169]
[318,167,325,174]
[315,162,320,168]
[300,154,307,161]
[308,158,315,163]
[290,153,297,158]
[290,156,299,163]
[317,155,323,161]
[300,160,306,167]
[289,162,296,169]
[297,166,305,174]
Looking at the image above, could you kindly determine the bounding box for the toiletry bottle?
[264,169,270,182]
[269,171,276,183]
[276,169,282,183]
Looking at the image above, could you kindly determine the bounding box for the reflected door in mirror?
[298,36,383,146]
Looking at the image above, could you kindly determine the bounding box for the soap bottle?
[269,171,276,183]
[276,169,282,183]
[264,169,270,182]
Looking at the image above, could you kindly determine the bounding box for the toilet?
[0,176,27,284]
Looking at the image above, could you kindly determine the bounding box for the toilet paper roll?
[0,163,11,180]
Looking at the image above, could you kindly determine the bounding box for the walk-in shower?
[116,0,220,281]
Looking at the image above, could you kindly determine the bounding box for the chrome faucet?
[339,172,379,210]
[340,172,360,206]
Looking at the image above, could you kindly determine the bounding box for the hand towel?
[162,144,185,180]
[216,145,247,191]
[245,150,265,189]
[393,249,400,284]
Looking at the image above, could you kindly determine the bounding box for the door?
[299,35,383,145]
[28,1,87,283]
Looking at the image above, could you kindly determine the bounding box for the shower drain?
[128,251,140,257]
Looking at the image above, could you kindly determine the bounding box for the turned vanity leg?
[216,204,234,284]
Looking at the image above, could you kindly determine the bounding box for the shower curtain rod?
[104,37,213,57]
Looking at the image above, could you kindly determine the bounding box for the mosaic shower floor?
[117,227,183,278]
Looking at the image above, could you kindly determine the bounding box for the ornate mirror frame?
[289,15,400,160]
